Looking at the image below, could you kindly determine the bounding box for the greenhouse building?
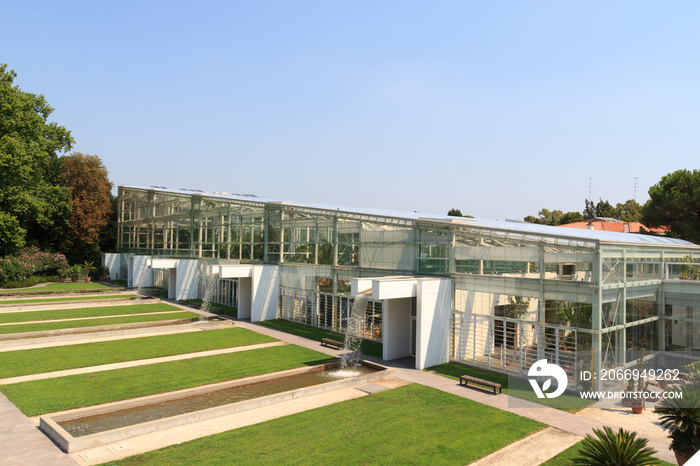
[105,185,700,390]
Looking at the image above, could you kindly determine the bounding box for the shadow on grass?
[258,319,383,358]
[426,362,595,412]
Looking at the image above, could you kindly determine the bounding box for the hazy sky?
[2,1,697,220]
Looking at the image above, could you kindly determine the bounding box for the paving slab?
[471,427,582,466]
[0,393,78,466]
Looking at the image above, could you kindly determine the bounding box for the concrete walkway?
[471,427,581,466]
[0,393,78,466]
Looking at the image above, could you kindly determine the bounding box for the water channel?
[60,365,377,437]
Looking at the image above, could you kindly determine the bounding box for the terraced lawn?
[259,319,382,358]
[1,282,112,293]
[0,303,181,324]
[0,327,277,378]
[0,345,336,416]
[114,384,545,466]
[0,311,199,335]
[0,295,138,305]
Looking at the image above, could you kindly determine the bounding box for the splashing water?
[135,266,149,299]
[200,274,218,313]
[341,293,370,368]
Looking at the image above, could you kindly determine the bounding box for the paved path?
[0,393,78,466]
[471,427,581,466]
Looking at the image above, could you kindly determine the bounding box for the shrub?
[0,247,69,285]
[574,426,659,466]
[0,275,60,289]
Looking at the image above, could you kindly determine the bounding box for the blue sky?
[2,1,697,220]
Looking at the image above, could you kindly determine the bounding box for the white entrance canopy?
[351,276,451,370]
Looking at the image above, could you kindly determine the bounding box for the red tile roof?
[559,220,667,234]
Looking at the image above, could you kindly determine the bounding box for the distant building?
[559,217,668,235]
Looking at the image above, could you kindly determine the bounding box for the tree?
[0,64,74,255]
[98,192,118,254]
[447,208,473,218]
[583,199,616,220]
[614,199,642,222]
[523,209,583,226]
[642,170,700,244]
[59,152,113,263]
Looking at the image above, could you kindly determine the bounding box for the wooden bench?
[321,338,344,350]
[460,375,502,395]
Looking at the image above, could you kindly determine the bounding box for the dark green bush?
[1,275,60,289]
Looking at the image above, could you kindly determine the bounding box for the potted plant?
[66,264,83,282]
[630,351,650,413]
[58,267,67,283]
[82,261,95,283]
[655,388,700,465]
[96,265,109,281]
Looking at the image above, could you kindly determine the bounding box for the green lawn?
[427,362,595,413]
[428,363,510,393]
[541,439,674,466]
[179,299,238,317]
[0,311,199,335]
[258,319,383,358]
[0,327,277,378]
[0,345,336,416]
[1,282,112,292]
[0,303,181,324]
[112,384,545,466]
[0,294,138,305]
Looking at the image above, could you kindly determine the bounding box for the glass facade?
[117,186,700,386]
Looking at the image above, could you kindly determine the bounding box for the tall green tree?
[642,169,700,244]
[0,64,73,255]
[583,199,616,220]
[614,199,642,222]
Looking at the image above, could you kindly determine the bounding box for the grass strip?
[1,282,112,292]
[428,363,510,393]
[0,327,277,378]
[258,319,383,358]
[0,303,180,324]
[0,295,138,305]
[541,439,674,466]
[114,383,545,466]
[427,362,595,412]
[179,299,237,318]
[0,311,198,335]
[0,345,336,416]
